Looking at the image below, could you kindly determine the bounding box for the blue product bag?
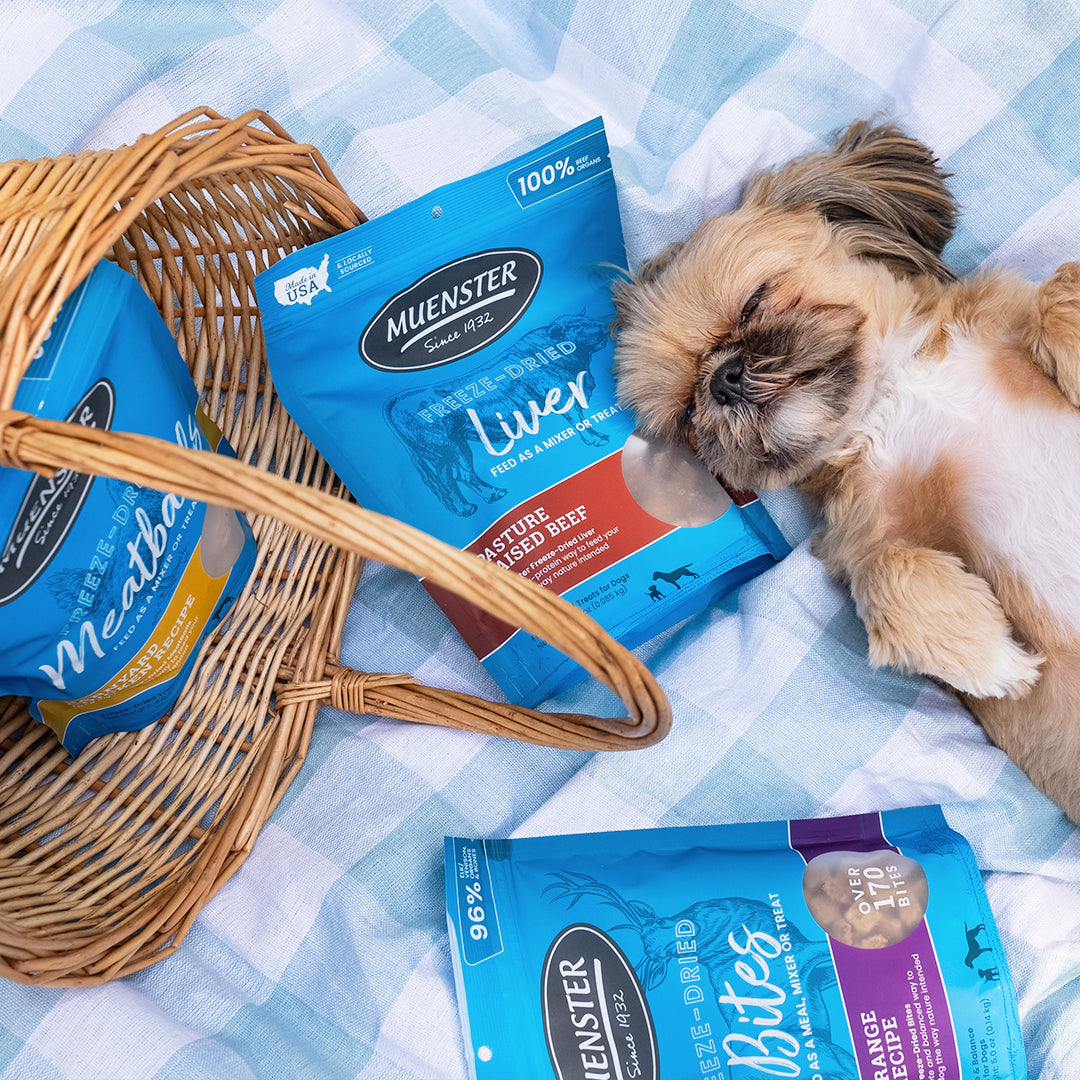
[0,260,257,755]
[256,118,788,706]
[445,806,1026,1080]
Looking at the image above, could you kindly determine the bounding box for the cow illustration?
[383,314,611,516]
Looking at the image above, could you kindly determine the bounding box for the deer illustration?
[544,870,856,1077]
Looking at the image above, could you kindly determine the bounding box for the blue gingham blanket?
[3,3,1079,1078]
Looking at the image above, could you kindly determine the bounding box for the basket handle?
[274,666,659,750]
[0,411,671,751]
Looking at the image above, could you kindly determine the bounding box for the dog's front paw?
[868,620,1044,698]
[946,636,1044,700]
[869,620,1043,699]
[857,544,1044,699]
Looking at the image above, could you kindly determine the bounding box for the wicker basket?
[0,109,670,986]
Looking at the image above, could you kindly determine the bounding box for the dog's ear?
[741,120,958,281]
[635,240,686,284]
[611,240,686,331]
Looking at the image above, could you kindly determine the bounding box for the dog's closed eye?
[739,283,768,326]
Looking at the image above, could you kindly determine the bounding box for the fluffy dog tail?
[741,119,959,281]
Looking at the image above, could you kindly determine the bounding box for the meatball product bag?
[0,260,256,755]
[445,805,1026,1080]
[256,118,787,706]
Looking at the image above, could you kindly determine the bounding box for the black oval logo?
[0,379,115,605]
[359,248,542,372]
[542,924,659,1080]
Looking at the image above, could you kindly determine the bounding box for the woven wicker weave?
[0,109,671,986]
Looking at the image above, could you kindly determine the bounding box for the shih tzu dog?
[613,119,1080,823]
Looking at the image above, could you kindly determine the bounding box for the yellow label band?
[194,403,224,452]
[39,540,230,739]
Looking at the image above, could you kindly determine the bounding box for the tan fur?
[1027,261,1080,405]
[970,651,1080,817]
[919,271,1072,409]
[613,120,1080,822]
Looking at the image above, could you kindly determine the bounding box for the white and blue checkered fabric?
[2,2,1080,1078]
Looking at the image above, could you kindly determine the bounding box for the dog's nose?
[710,356,746,406]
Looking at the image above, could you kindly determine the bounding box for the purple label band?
[790,813,962,1080]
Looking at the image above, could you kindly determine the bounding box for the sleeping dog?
[612,120,1080,822]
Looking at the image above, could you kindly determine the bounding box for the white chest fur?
[862,329,1080,636]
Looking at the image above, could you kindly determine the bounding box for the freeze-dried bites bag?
[256,118,788,707]
[445,805,1027,1080]
[0,260,256,756]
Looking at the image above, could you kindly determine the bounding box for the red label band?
[423,450,675,658]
